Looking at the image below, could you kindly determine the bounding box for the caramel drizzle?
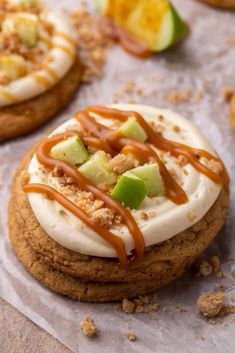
[99,16,151,59]
[53,31,77,47]
[23,131,145,268]
[41,64,59,82]
[23,105,227,267]
[52,44,75,60]
[88,106,228,186]
[31,73,52,89]
[0,87,18,104]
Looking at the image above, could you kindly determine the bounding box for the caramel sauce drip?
[99,16,151,59]
[88,106,228,186]
[23,131,145,267]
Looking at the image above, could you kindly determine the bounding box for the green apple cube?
[119,117,148,142]
[111,173,147,209]
[156,3,189,52]
[79,151,117,186]
[51,137,89,165]
[130,163,165,197]
[95,0,108,13]
[2,14,39,48]
[0,54,27,81]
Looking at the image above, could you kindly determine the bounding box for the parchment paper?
[0,1,235,352]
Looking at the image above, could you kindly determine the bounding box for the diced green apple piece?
[51,137,89,165]
[0,54,27,81]
[130,163,165,197]
[155,3,188,51]
[95,0,108,14]
[2,13,39,48]
[111,173,147,209]
[9,0,40,8]
[79,151,117,186]
[119,117,147,142]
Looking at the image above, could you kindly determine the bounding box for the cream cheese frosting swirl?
[26,104,222,258]
[0,7,76,107]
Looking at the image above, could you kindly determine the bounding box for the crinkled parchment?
[0,0,235,352]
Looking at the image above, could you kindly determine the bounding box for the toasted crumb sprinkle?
[177,155,189,167]
[210,255,221,272]
[140,212,148,220]
[158,114,164,121]
[108,154,139,174]
[126,332,137,341]
[80,317,97,337]
[173,125,180,133]
[92,208,115,228]
[166,89,192,105]
[122,299,136,313]
[221,85,234,102]
[229,94,235,129]
[225,37,235,45]
[121,296,158,314]
[197,292,225,318]
[198,261,213,277]
[70,8,112,83]
[188,210,197,221]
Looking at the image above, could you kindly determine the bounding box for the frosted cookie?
[8,104,229,301]
[0,0,81,141]
[200,0,235,8]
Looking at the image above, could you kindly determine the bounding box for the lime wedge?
[95,0,188,52]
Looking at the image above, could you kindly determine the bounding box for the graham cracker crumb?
[80,317,97,337]
[225,37,235,45]
[158,114,164,121]
[197,291,235,320]
[126,332,137,341]
[221,85,234,102]
[92,208,115,228]
[166,89,192,105]
[108,154,139,174]
[188,210,197,221]
[216,271,226,278]
[70,7,112,83]
[122,299,136,313]
[177,155,189,167]
[207,160,223,174]
[121,296,158,314]
[229,93,235,129]
[210,255,221,272]
[173,125,181,133]
[140,212,148,221]
[198,261,213,277]
[197,292,225,318]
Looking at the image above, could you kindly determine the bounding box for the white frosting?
[27,104,221,258]
[0,10,76,107]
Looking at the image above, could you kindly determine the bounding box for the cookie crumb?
[198,261,213,277]
[188,210,197,221]
[126,332,137,341]
[121,296,158,314]
[197,292,225,318]
[221,85,234,102]
[210,255,221,272]
[80,317,97,337]
[122,299,136,313]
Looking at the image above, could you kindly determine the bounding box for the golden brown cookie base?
[8,147,229,302]
[0,58,82,142]
[200,0,235,8]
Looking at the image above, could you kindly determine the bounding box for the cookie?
[200,0,235,8]
[0,59,82,142]
[8,153,228,301]
[8,102,229,302]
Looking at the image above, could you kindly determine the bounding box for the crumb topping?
[80,317,97,337]
[121,296,158,314]
[126,332,137,341]
[197,291,225,317]
[108,154,139,174]
[70,7,112,83]
[0,0,55,84]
